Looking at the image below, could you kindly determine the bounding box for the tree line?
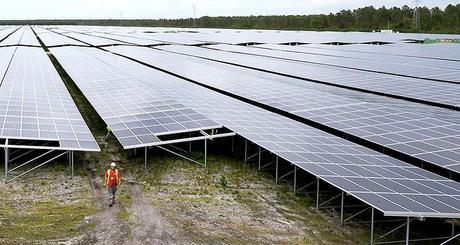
[1,4,459,33]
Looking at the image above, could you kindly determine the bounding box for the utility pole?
[413,0,421,29]
[119,11,123,26]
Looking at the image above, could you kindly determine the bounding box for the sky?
[0,0,458,20]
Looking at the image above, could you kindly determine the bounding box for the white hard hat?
[110,162,116,167]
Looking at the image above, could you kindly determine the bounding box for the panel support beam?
[4,139,8,183]
[371,207,375,245]
[71,150,74,179]
[405,217,410,245]
[244,139,248,164]
[231,136,234,153]
[275,156,279,184]
[157,146,205,167]
[188,132,192,153]
[340,191,345,226]
[293,165,297,194]
[258,146,262,171]
[144,147,148,173]
[204,138,207,168]
[316,177,320,210]
[7,151,68,183]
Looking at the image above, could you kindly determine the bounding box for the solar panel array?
[49,45,460,219]
[213,44,460,84]
[302,43,460,61]
[62,31,128,46]
[159,45,460,109]
[1,25,458,220]
[0,26,40,47]
[258,44,460,71]
[0,27,17,42]
[0,47,15,78]
[0,47,99,151]
[49,46,220,149]
[106,45,460,174]
[86,31,164,46]
[35,27,87,47]
[72,26,457,44]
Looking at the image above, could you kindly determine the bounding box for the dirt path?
[68,164,175,244]
[125,175,176,244]
[69,166,129,244]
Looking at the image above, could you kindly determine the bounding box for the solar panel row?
[49,45,460,219]
[0,47,99,151]
[0,27,40,47]
[68,27,459,45]
[106,45,460,174]
[49,46,220,149]
[0,27,17,42]
[158,45,460,109]
[258,44,460,71]
[35,27,87,47]
[302,43,460,62]
[213,44,460,84]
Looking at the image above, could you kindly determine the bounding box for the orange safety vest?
[105,169,121,187]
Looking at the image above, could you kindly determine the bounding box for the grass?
[117,189,133,221]
[0,198,97,242]
[123,152,367,244]
[0,157,99,243]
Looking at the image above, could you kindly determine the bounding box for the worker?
[104,162,121,207]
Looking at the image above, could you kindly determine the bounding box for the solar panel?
[57,31,126,46]
[83,31,164,46]
[258,44,460,71]
[158,45,460,109]
[59,45,460,218]
[0,26,41,47]
[306,43,460,61]
[66,27,212,46]
[0,27,17,42]
[106,45,460,175]
[50,46,221,149]
[0,47,15,79]
[18,27,41,46]
[0,47,99,151]
[0,27,23,46]
[212,44,460,84]
[35,27,87,47]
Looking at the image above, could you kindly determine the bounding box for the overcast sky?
[1,0,458,20]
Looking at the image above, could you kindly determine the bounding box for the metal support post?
[71,150,74,179]
[189,133,192,153]
[231,136,234,153]
[452,219,455,236]
[204,138,207,168]
[275,156,279,184]
[371,207,375,245]
[340,191,345,226]
[258,146,261,171]
[293,165,297,194]
[244,139,248,164]
[405,217,410,245]
[316,177,320,210]
[4,140,8,182]
[144,147,148,173]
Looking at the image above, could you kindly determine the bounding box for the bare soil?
[0,137,369,244]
